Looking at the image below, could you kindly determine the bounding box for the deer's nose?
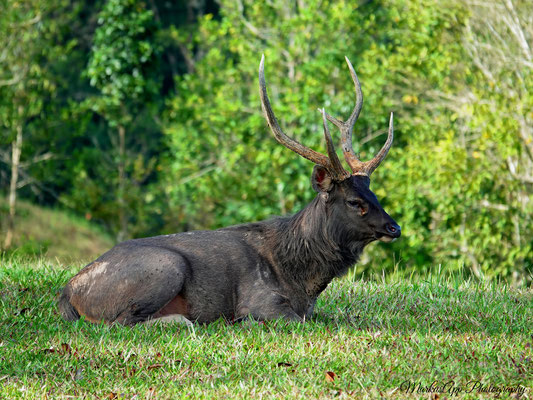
[385,222,401,238]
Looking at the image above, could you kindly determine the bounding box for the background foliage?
[0,0,531,283]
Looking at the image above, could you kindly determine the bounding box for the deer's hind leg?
[60,245,190,325]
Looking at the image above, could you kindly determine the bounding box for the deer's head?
[259,56,400,244]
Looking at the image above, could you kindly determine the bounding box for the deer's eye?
[347,199,368,216]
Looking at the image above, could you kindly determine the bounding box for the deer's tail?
[58,289,80,321]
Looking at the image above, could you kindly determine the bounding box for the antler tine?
[339,57,365,173]
[259,55,331,168]
[322,56,366,174]
[343,56,364,127]
[362,112,394,176]
[321,109,350,180]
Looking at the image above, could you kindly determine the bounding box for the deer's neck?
[270,195,366,297]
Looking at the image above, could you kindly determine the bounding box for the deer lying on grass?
[59,56,400,325]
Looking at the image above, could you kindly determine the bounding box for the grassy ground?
[0,199,114,264]
[0,258,531,399]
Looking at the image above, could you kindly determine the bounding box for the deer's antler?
[323,57,394,177]
[259,55,393,180]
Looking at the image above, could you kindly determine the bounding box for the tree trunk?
[3,107,23,249]
[117,124,127,242]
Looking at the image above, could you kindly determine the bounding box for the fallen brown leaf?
[325,371,337,382]
[61,343,71,354]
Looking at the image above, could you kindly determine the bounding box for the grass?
[0,257,531,399]
[0,199,114,264]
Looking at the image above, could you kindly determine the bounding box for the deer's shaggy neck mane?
[268,194,368,297]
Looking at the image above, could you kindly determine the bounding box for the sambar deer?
[59,56,400,325]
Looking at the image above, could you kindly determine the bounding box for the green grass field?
[0,258,531,399]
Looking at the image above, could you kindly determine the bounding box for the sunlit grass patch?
[0,199,114,264]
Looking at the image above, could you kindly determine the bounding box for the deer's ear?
[311,165,334,193]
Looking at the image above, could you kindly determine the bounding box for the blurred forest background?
[0,0,531,283]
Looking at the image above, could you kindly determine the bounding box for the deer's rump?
[58,227,280,325]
